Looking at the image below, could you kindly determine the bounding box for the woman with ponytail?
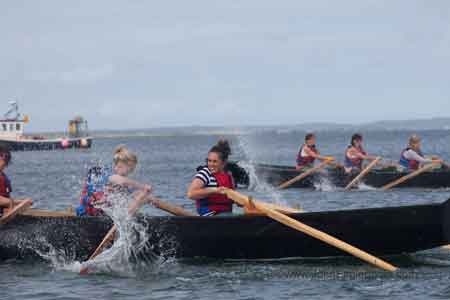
[187,140,236,216]
[76,145,153,216]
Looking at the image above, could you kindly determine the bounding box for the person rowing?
[0,146,32,216]
[296,133,334,171]
[76,145,153,217]
[399,134,442,172]
[187,140,236,216]
[344,133,378,174]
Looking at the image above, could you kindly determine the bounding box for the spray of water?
[236,136,286,205]
[313,175,336,192]
[76,190,152,275]
[354,182,377,191]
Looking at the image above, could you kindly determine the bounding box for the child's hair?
[209,139,232,162]
[0,146,11,166]
[113,145,138,172]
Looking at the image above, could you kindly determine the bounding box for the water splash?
[313,173,337,192]
[354,182,377,191]
[236,136,286,205]
[76,190,152,275]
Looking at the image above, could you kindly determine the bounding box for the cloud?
[1,1,450,131]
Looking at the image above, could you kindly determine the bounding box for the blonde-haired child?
[77,145,152,216]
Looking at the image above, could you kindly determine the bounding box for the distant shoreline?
[24,117,450,138]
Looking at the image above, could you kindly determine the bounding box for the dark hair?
[0,146,11,166]
[209,139,231,162]
[305,133,315,142]
[351,133,363,146]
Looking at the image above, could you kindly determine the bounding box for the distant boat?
[0,100,92,151]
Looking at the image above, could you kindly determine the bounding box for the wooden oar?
[0,199,33,225]
[223,189,397,272]
[244,200,303,215]
[278,159,333,190]
[80,196,193,274]
[345,157,382,191]
[381,163,438,190]
[149,196,195,216]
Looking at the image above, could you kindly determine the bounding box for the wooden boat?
[1,199,450,261]
[231,162,450,189]
[0,101,92,151]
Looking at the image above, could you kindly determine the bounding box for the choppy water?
[3,129,450,299]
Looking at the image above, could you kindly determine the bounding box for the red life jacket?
[399,148,423,171]
[296,144,318,168]
[196,171,235,215]
[344,146,367,169]
[0,172,11,198]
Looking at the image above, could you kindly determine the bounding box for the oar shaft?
[89,225,117,260]
[257,202,397,272]
[278,160,332,190]
[148,196,195,216]
[382,163,437,190]
[0,200,33,225]
[345,157,382,190]
[224,189,397,272]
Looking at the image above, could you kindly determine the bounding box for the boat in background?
[230,162,450,189]
[0,101,92,151]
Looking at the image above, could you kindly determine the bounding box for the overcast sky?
[1,1,449,131]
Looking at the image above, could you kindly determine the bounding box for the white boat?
[0,101,92,151]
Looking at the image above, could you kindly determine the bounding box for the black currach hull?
[231,163,450,189]
[1,199,450,262]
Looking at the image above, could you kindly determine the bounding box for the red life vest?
[196,171,235,215]
[399,148,423,171]
[0,172,11,198]
[296,144,318,168]
[344,146,367,169]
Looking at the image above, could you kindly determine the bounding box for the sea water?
[2,129,450,299]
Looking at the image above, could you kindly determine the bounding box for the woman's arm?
[305,147,333,162]
[404,150,432,164]
[187,178,219,200]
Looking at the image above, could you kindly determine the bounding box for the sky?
[1,1,450,131]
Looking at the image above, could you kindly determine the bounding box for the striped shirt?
[195,167,218,188]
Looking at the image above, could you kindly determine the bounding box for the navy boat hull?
[1,200,449,262]
[232,163,450,189]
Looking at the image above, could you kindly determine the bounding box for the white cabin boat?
[0,101,92,151]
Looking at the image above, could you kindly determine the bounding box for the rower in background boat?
[399,134,442,172]
[344,133,378,174]
[187,139,236,216]
[0,146,32,216]
[76,145,153,217]
[296,133,334,171]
